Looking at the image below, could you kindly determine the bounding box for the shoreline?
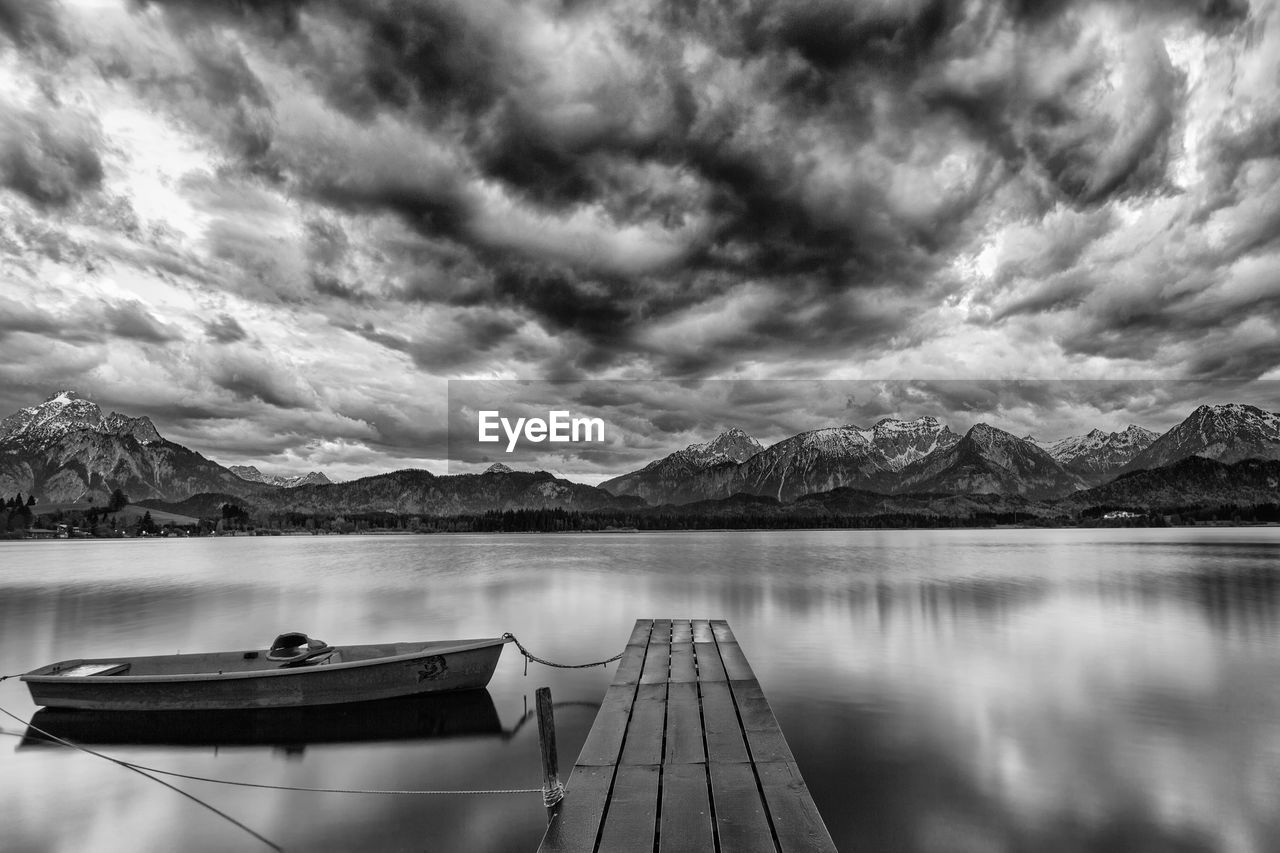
[5,520,1279,542]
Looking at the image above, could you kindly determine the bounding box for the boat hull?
[22,638,507,711]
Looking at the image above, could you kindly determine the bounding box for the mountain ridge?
[5,392,1280,516]
[230,465,333,488]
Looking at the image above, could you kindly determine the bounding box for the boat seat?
[267,632,335,666]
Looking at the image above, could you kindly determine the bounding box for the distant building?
[1102,510,1141,519]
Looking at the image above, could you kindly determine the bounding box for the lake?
[1,529,1279,852]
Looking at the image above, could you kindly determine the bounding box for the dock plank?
[693,643,726,681]
[664,681,706,765]
[659,763,714,853]
[597,764,660,853]
[576,683,638,766]
[710,761,775,853]
[620,683,667,766]
[627,620,654,646]
[670,620,693,645]
[699,680,749,764]
[668,643,697,682]
[742,726,797,764]
[756,761,838,853]
[640,640,670,685]
[731,681,780,731]
[692,620,715,643]
[539,764,613,853]
[718,642,757,681]
[614,642,649,686]
[710,620,735,643]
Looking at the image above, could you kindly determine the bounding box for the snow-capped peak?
[963,423,1034,453]
[1043,424,1158,474]
[686,427,762,464]
[2,391,105,445]
[46,390,78,406]
[862,416,959,470]
[1127,402,1280,470]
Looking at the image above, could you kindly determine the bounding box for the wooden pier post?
[536,686,564,811]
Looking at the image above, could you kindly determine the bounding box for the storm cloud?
[1,0,1278,478]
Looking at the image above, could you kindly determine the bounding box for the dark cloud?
[0,102,103,207]
[208,349,316,409]
[339,308,522,371]
[0,303,62,340]
[753,0,958,75]
[0,0,69,52]
[1185,337,1280,378]
[491,263,633,339]
[123,0,984,367]
[305,217,348,268]
[103,301,181,343]
[0,298,178,348]
[204,314,249,343]
[311,274,372,303]
[130,0,305,38]
[1008,0,1249,27]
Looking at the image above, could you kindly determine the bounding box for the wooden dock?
[537,619,836,853]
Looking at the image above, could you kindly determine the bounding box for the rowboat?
[20,632,509,711]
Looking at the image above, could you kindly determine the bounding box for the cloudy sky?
[2,0,1279,482]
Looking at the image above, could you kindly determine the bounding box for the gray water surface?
[1,528,1278,852]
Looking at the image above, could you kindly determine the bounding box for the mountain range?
[1031,425,1159,484]
[597,405,1279,507]
[3,390,1279,519]
[230,466,333,488]
[602,417,963,503]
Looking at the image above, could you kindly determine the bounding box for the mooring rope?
[2,705,545,797]
[503,633,623,675]
[0,705,283,851]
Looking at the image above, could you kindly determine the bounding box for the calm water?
[1,529,1279,853]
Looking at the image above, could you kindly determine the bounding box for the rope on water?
[503,633,623,676]
[3,705,545,797]
[105,766,544,797]
[0,705,283,852]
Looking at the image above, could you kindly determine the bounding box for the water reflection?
[20,690,504,750]
[1,530,1279,852]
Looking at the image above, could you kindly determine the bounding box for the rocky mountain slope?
[605,417,959,504]
[600,427,763,503]
[0,391,259,503]
[1038,425,1158,484]
[894,423,1087,499]
[1123,404,1280,472]
[694,416,959,503]
[725,424,899,502]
